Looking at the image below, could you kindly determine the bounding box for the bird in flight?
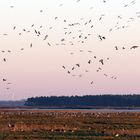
[3,58,6,62]
[68,71,70,74]
[130,46,139,49]
[99,14,104,21]
[88,60,92,64]
[104,74,108,77]
[76,64,80,67]
[59,4,63,7]
[90,81,94,84]
[7,50,11,53]
[3,79,7,82]
[99,59,104,65]
[115,46,119,50]
[76,0,80,2]
[55,17,58,20]
[10,6,14,8]
[72,67,75,70]
[62,66,66,69]
[98,35,106,41]
[13,26,16,30]
[48,43,51,46]
[30,43,32,48]
[43,35,48,40]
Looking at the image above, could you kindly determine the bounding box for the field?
[0,109,140,140]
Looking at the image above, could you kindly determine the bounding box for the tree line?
[24,95,140,107]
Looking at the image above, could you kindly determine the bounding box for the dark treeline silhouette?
[25,95,140,107]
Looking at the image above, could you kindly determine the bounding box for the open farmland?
[0,109,140,139]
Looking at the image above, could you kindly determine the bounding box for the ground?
[0,109,140,140]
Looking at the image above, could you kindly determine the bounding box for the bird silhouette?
[90,81,94,84]
[3,58,6,62]
[7,50,11,53]
[55,17,58,20]
[76,64,80,67]
[13,26,16,30]
[30,43,32,48]
[62,66,66,69]
[72,67,75,70]
[3,79,6,82]
[61,38,65,42]
[88,51,92,53]
[43,35,48,40]
[91,25,94,28]
[99,14,104,20]
[130,46,139,49]
[115,46,119,50]
[68,71,70,74]
[59,4,63,7]
[98,35,106,41]
[48,43,51,46]
[88,60,91,64]
[99,59,104,65]
[7,83,12,85]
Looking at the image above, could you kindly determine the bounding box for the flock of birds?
[0,0,140,92]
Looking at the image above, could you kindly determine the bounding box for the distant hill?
[0,100,26,107]
[24,95,140,108]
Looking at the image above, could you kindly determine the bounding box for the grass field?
[0,109,140,140]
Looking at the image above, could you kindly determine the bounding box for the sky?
[0,0,140,100]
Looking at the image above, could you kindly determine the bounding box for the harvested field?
[0,109,140,140]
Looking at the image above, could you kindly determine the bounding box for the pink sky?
[0,0,140,100]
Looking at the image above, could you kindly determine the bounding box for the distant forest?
[24,95,140,107]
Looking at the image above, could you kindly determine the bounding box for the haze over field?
[0,0,140,100]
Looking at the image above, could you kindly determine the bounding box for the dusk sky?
[0,0,140,100]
